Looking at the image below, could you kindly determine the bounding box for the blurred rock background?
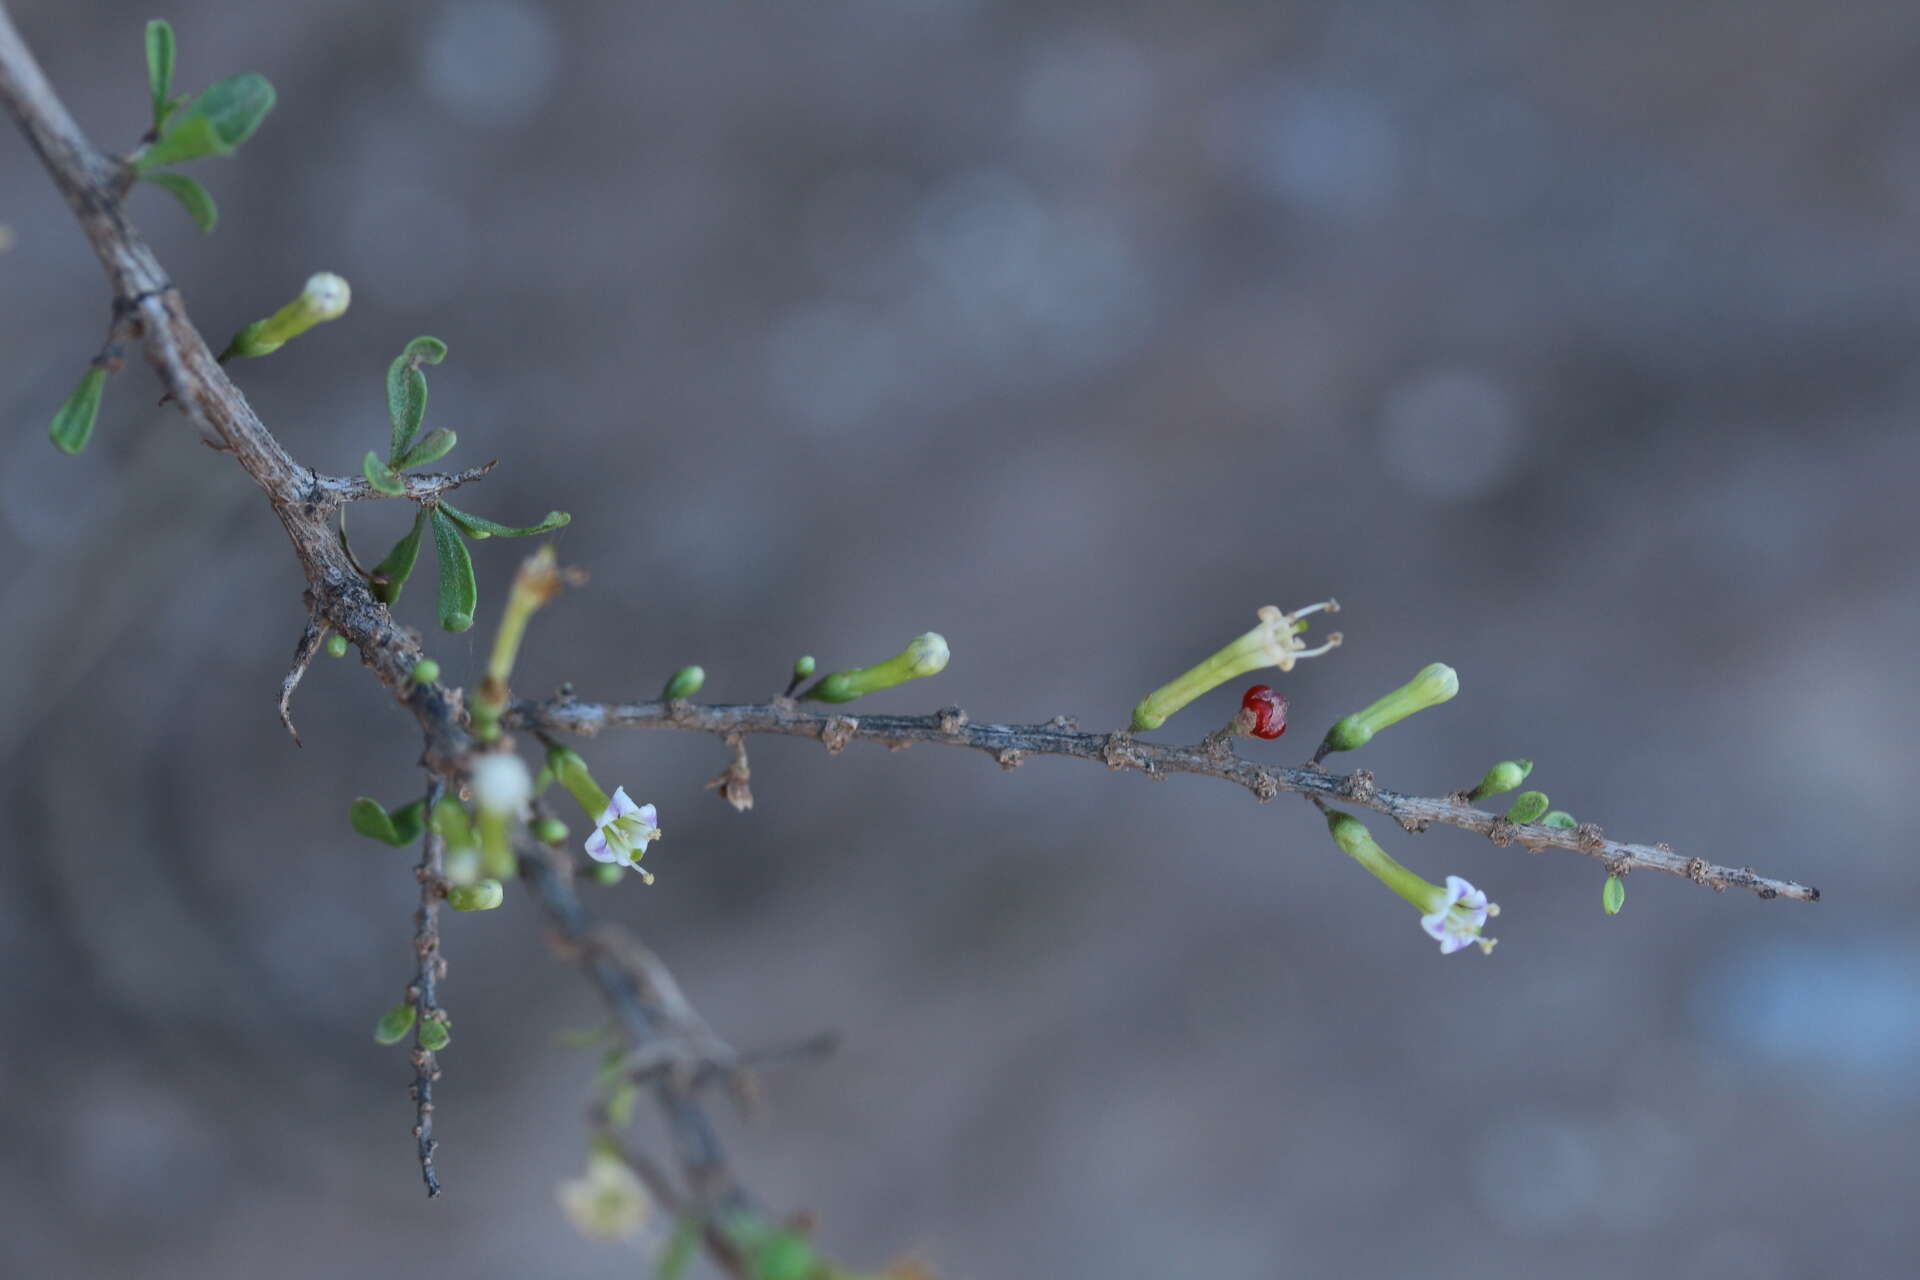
[3,1,1915,1276]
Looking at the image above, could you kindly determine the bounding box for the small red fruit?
[1241,684,1289,739]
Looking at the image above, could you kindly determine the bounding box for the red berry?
[1241,684,1289,739]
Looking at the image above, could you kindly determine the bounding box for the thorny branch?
[0,0,1818,1256]
[518,698,1820,902]
[0,2,758,1222]
[410,777,449,1198]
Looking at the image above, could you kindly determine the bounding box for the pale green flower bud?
[806,632,950,703]
[1467,759,1532,802]
[1319,662,1458,754]
[219,272,351,360]
[448,879,505,911]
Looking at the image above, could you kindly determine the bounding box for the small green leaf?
[349,797,423,847]
[438,502,571,539]
[143,171,217,233]
[385,337,445,461]
[49,366,106,455]
[370,508,426,605]
[387,798,426,846]
[145,20,175,131]
[606,1080,639,1129]
[1542,810,1578,830]
[349,797,398,844]
[1505,790,1550,825]
[394,427,456,470]
[430,508,477,632]
[419,1018,451,1052]
[402,335,448,365]
[386,359,427,462]
[136,72,275,169]
[374,1001,418,1045]
[362,450,406,496]
[1602,874,1627,916]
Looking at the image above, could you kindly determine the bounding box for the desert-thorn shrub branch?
[0,8,1818,1276]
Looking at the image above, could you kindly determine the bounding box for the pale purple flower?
[583,787,659,881]
[1420,874,1495,955]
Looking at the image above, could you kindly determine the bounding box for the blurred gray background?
[3,1,1916,1276]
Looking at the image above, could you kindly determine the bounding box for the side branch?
[517,698,1820,903]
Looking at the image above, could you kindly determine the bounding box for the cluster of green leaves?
[134,20,275,234]
[46,21,276,455]
[1468,763,1623,914]
[359,337,570,632]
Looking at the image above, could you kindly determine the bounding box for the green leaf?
[387,799,426,845]
[349,797,423,847]
[438,502,571,539]
[143,171,217,233]
[1542,810,1578,830]
[394,427,456,470]
[403,335,448,365]
[1602,874,1627,916]
[362,450,405,496]
[419,1018,451,1052]
[136,72,275,169]
[350,797,398,844]
[374,1001,417,1046]
[370,508,426,605]
[430,508,477,632]
[385,337,445,461]
[386,359,427,462]
[48,366,106,455]
[145,20,175,130]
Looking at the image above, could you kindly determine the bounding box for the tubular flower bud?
[1131,601,1341,732]
[219,272,351,360]
[1467,759,1532,802]
[806,632,950,703]
[1319,662,1458,755]
[1323,807,1498,955]
[448,879,505,911]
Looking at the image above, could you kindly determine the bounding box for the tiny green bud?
[374,1001,417,1045]
[324,633,349,658]
[219,272,350,360]
[533,816,569,843]
[1467,759,1532,802]
[805,632,950,703]
[1131,601,1341,732]
[411,658,441,684]
[1602,874,1626,916]
[419,1018,451,1052]
[661,665,705,701]
[793,654,816,679]
[594,863,626,885]
[448,879,505,911]
[1505,790,1550,825]
[547,745,612,818]
[1319,662,1459,754]
[1542,810,1577,829]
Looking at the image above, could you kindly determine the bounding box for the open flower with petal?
[584,787,660,882]
[1421,875,1493,955]
[555,1151,652,1242]
[1323,807,1499,956]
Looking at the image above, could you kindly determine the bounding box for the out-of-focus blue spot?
[1695,936,1920,1082]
